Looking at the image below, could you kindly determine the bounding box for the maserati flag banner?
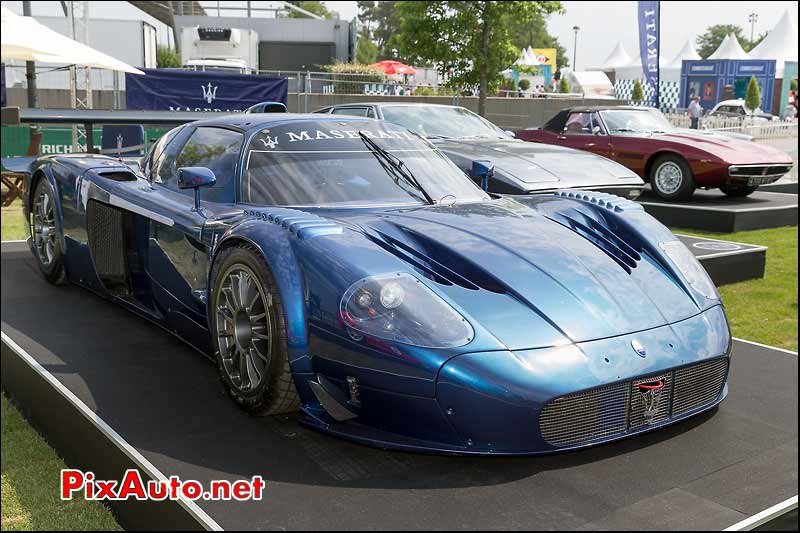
[126,69,288,112]
[637,1,660,108]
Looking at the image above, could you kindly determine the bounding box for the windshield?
[243,120,489,208]
[599,109,675,134]
[381,106,508,140]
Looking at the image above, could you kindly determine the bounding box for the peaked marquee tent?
[707,33,749,60]
[668,38,701,69]
[748,9,798,78]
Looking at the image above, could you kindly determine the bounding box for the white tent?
[1,6,143,74]
[668,38,701,69]
[748,9,798,78]
[567,70,615,98]
[514,46,543,67]
[614,54,675,82]
[708,33,749,60]
[599,41,632,71]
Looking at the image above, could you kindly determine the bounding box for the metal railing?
[664,111,799,138]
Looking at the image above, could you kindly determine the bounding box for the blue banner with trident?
[126,69,287,112]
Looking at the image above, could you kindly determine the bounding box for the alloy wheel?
[215,264,273,392]
[33,188,56,267]
[654,161,684,195]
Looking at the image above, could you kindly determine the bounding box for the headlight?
[340,272,474,348]
[659,241,719,300]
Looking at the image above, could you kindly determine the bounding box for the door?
[557,111,612,157]
[145,126,244,329]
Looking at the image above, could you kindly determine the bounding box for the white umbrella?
[1,6,144,75]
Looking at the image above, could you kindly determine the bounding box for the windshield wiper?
[458,134,492,140]
[610,128,636,132]
[358,131,434,205]
[425,134,454,140]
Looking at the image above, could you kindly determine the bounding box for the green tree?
[506,10,570,69]
[791,79,798,92]
[282,1,332,19]
[744,75,762,113]
[355,28,379,64]
[631,79,645,102]
[558,77,571,93]
[156,47,181,68]
[358,1,403,60]
[395,1,563,117]
[518,78,531,92]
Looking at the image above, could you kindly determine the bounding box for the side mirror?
[592,125,601,135]
[504,130,516,138]
[177,167,216,211]
[471,160,495,192]
[245,101,288,114]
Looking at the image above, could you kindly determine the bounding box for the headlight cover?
[340,272,474,348]
[660,240,719,300]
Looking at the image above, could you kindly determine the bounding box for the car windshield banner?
[125,68,288,112]
[637,0,660,108]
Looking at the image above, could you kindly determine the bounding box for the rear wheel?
[210,244,300,416]
[649,154,696,201]
[31,178,66,285]
[720,184,758,197]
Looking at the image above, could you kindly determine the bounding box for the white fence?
[665,112,799,140]
[664,113,798,181]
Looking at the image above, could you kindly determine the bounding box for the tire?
[649,154,696,201]
[720,184,758,198]
[30,177,67,285]
[209,243,300,416]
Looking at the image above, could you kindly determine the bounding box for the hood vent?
[547,210,642,274]
[362,226,508,294]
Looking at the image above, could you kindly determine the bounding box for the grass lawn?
[1,199,27,242]
[674,226,798,352]
[1,394,120,531]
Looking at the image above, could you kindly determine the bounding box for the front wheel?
[210,244,300,416]
[649,154,696,201]
[720,184,758,197]
[31,178,66,284]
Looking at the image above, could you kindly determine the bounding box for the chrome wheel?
[215,264,273,392]
[33,187,56,267]
[654,161,684,195]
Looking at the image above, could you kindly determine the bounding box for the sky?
[3,1,798,70]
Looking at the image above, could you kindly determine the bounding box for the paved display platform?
[760,182,799,195]
[680,234,766,286]
[1,242,797,531]
[638,189,798,233]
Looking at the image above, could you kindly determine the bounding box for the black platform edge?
[679,234,767,286]
[638,189,798,233]
[0,331,222,532]
[760,182,799,195]
[640,200,798,233]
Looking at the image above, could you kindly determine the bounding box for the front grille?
[539,382,629,447]
[629,373,672,429]
[539,357,728,447]
[673,357,728,416]
[729,165,792,178]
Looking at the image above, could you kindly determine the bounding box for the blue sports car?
[24,113,731,455]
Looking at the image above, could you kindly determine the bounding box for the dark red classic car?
[516,106,794,200]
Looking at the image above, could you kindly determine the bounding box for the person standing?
[688,96,703,129]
